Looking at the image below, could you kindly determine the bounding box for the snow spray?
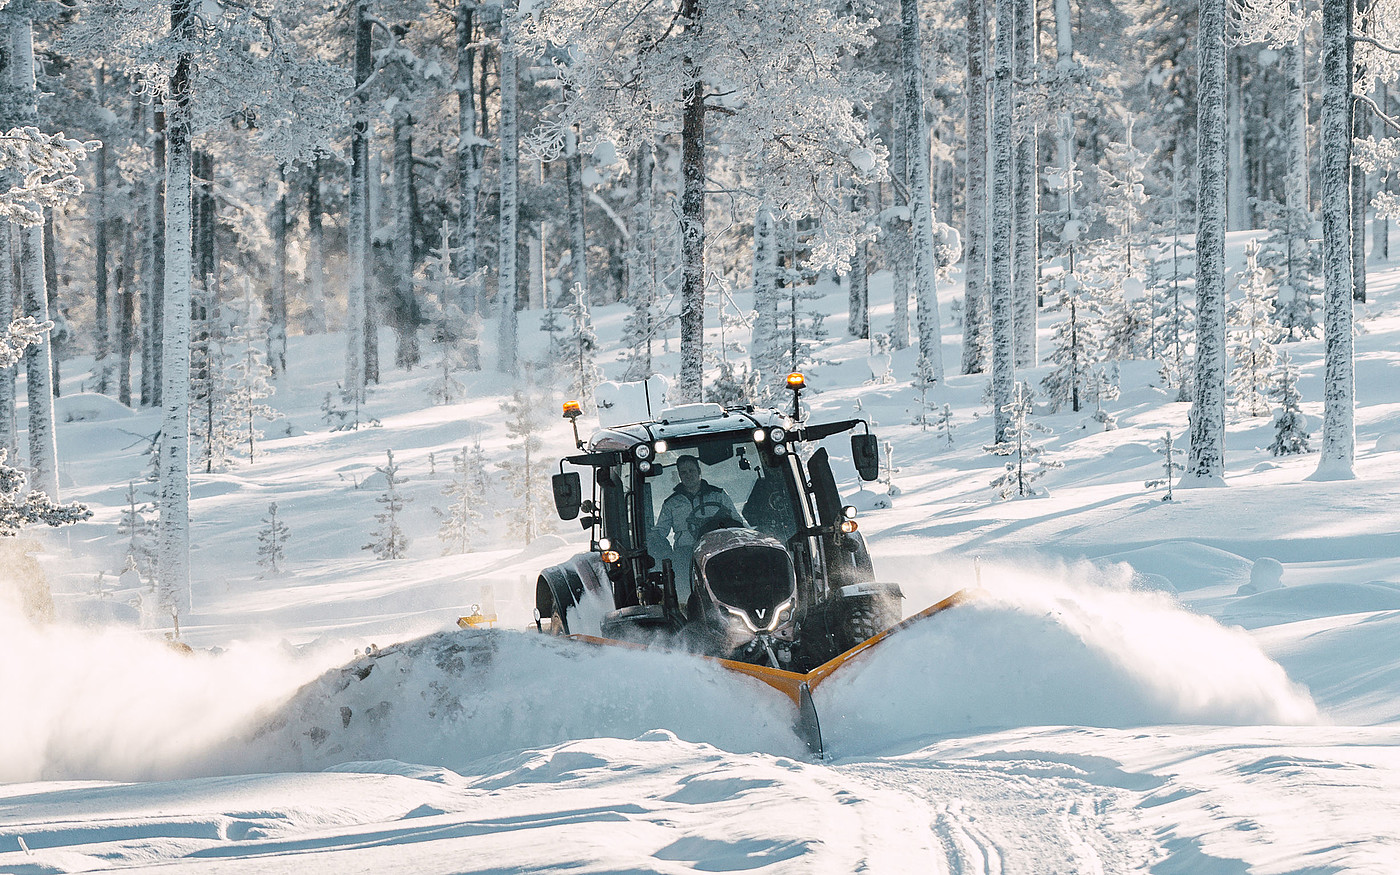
[0,579,343,782]
[818,556,1320,756]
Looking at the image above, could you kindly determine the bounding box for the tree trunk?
[8,12,58,497]
[751,201,780,386]
[94,63,111,395]
[1186,0,1228,485]
[306,155,327,333]
[900,0,945,380]
[144,98,166,407]
[42,207,59,396]
[455,0,482,368]
[963,0,989,375]
[677,0,706,403]
[497,4,520,374]
[1227,50,1248,231]
[989,0,1016,443]
[345,0,371,398]
[0,223,14,461]
[1376,80,1391,262]
[158,0,195,619]
[565,125,589,300]
[118,225,136,407]
[1311,0,1356,480]
[848,186,869,340]
[270,165,289,375]
[1012,0,1037,369]
[888,88,911,351]
[1350,0,1368,303]
[1284,36,1309,292]
[392,112,421,369]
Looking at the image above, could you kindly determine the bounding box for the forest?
[0,0,1398,627]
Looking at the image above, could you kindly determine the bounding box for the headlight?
[635,443,652,460]
[639,460,653,474]
[654,440,668,453]
[769,427,786,443]
[753,428,766,443]
[766,600,795,631]
[774,443,788,456]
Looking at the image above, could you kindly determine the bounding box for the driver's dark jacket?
[651,479,743,555]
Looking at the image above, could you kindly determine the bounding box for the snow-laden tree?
[1148,157,1196,400]
[621,145,659,381]
[899,0,946,379]
[1269,351,1312,456]
[116,480,156,581]
[497,0,520,376]
[1227,241,1280,418]
[986,382,1062,499]
[1040,270,1100,414]
[256,501,289,577]
[364,449,410,560]
[1099,114,1150,272]
[553,283,602,411]
[226,289,279,464]
[988,0,1017,444]
[424,220,480,405]
[1011,0,1037,371]
[520,0,887,401]
[961,0,990,376]
[1185,0,1229,487]
[935,402,956,448]
[436,442,484,554]
[0,448,92,537]
[911,356,938,431]
[497,383,552,544]
[1144,432,1183,502]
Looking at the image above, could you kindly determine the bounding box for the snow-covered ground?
[4,239,1400,872]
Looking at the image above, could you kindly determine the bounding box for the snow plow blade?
[570,588,974,758]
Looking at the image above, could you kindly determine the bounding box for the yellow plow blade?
[568,588,975,758]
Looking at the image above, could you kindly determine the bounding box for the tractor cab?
[538,376,900,672]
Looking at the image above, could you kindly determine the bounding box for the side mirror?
[552,472,582,520]
[852,433,879,481]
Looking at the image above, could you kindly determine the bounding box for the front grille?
[702,545,795,615]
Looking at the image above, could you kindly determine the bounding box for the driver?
[651,455,744,589]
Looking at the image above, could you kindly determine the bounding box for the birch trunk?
[1311,0,1356,480]
[1351,0,1367,302]
[497,6,520,374]
[1186,0,1228,485]
[306,156,327,333]
[345,0,371,398]
[963,0,989,374]
[1376,80,1390,262]
[9,12,57,497]
[677,0,707,403]
[900,0,945,380]
[158,0,194,619]
[1012,0,1037,368]
[989,0,1016,443]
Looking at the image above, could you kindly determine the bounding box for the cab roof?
[587,405,791,452]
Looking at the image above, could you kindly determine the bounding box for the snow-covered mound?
[818,560,1319,756]
[1094,542,1255,592]
[1220,582,1400,630]
[237,629,808,772]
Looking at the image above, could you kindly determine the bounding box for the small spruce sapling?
[553,283,603,410]
[985,382,1063,499]
[911,356,938,430]
[363,450,411,560]
[1145,432,1184,501]
[436,444,484,554]
[1227,240,1280,417]
[116,481,157,580]
[935,403,956,447]
[257,501,290,576]
[1269,352,1312,456]
[497,384,554,544]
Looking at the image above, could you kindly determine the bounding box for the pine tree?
[436,444,484,554]
[226,283,279,463]
[1040,272,1100,413]
[257,501,290,576]
[986,382,1062,499]
[1144,432,1183,501]
[1227,241,1280,418]
[497,384,552,544]
[1270,352,1312,456]
[363,449,410,560]
[1147,168,1197,401]
[425,219,480,405]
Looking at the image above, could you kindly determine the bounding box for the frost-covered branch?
[1353,93,1400,135]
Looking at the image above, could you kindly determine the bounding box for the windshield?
[644,437,800,549]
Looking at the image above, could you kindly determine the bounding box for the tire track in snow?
[838,757,1161,873]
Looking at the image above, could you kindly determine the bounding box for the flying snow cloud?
[819,556,1320,756]
[0,580,342,783]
